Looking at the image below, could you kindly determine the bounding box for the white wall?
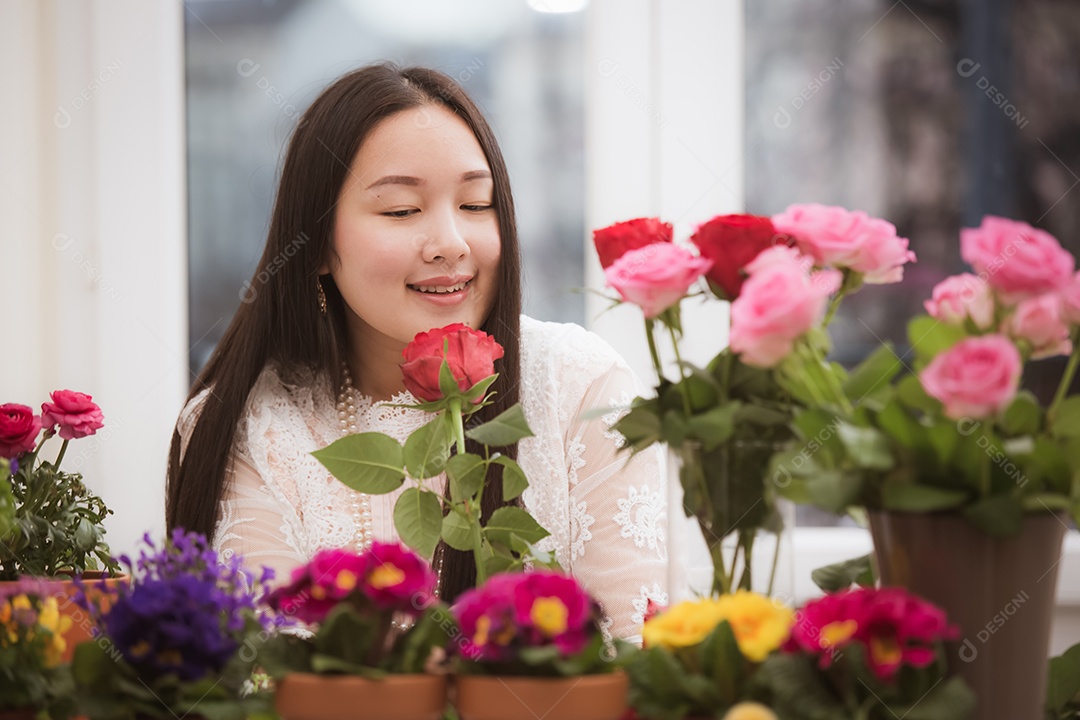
[0,0,186,557]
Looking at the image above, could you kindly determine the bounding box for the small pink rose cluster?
[0,390,104,459]
[265,542,436,625]
[594,204,916,369]
[453,570,600,662]
[785,586,957,682]
[919,217,1080,420]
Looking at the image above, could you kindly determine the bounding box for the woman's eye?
[461,204,493,212]
[382,209,417,218]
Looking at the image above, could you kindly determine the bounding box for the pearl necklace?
[337,365,373,551]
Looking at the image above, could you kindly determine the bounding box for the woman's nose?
[421,208,470,263]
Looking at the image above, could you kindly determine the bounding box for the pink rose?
[40,390,104,440]
[729,262,841,367]
[960,216,1074,300]
[605,243,712,319]
[1005,294,1072,359]
[1063,271,1080,325]
[923,273,995,330]
[744,245,814,275]
[919,335,1022,420]
[0,404,42,459]
[772,203,916,284]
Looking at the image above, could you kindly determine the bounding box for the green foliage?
[315,375,553,586]
[1,461,118,581]
[625,621,761,720]
[756,645,975,720]
[1046,642,1080,719]
[810,553,875,593]
[72,615,272,720]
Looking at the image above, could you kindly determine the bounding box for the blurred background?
[2,0,1079,647]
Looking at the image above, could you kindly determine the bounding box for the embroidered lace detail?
[613,484,667,559]
[569,498,595,560]
[631,583,670,627]
[566,432,587,486]
[601,390,634,449]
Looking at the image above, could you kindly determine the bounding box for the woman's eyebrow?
[365,170,490,191]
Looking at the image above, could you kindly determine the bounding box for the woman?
[167,64,670,641]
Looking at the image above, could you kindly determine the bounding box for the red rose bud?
[41,389,104,440]
[592,217,673,269]
[0,404,42,459]
[400,324,504,403]
[690,214,787,300]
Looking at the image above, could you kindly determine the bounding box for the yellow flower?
[715,591,794,662]
[368,563,404,590]
[36,598,72,667]
[641,592,794,662]
[722,702,778,720]
[641,598,730,649]
[335,569,359,592]
[530,597,569,636]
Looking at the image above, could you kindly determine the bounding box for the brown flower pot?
[275,673,448,720]
[454,672,629,720]
[869,510,1066,720]
[0,571,129,664]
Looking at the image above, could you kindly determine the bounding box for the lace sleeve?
[564,359,670,644]
[215,456,307,588]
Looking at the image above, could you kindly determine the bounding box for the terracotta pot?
[0,571,128,664]
[869,510,1066,720]
[275,673,447,720]
[454,672,629,720]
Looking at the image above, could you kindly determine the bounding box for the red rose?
[0,403,42,459]
[400,324,504,403]
[690,214,787,300]
[592,217,673,269]
[41,390,104,440]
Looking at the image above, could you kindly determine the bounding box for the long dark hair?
[167,63,522,602]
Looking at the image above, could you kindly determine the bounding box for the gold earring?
[316,278,327,316]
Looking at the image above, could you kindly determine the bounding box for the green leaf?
[313,433,406,494]
[483,506,550,548]
[483,554,515,576]
[465,403,535,446]
[0,474,16,539]
[462,374,499,404]
[438,354,461,398]
[907,315,967,363]
[963,495,1024,537]
[697,620,745,703]
[1002,391,1042,436]
[876,398,926,450]
[805,471,864,514]
[685,402,740,451]
[881,481,968,512]
[447,452,487,502]
[441,511,476,552]
[492,455,529,501]
[897,374,941,415]
[843,343,902,401]
[614,403,663,451]
[893,675,975,720]
[403,415,452,479]
[1047,642,1080,710]
[393,487,443,557]
[837,423,894,470]
[811,553,875,592]
[1051,396,1080,439]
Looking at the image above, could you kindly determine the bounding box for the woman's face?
[326,103,501,351]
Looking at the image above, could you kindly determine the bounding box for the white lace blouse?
[178,315,673,642]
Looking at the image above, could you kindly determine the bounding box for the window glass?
[746,0,1080,525]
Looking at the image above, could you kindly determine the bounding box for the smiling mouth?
[407,279,474,295]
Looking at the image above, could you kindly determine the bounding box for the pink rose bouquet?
[769,214,1080,537]
[758,586,974,719]
[451,570,622,676]
[592,206,909,595]
[0,390,117,581]
[260,542,450,677]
